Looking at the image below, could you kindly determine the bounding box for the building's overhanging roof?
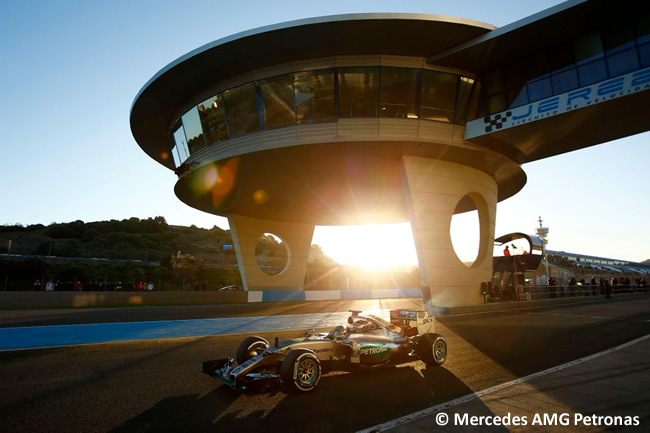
[428,0,642,72]
[466,89,650,164]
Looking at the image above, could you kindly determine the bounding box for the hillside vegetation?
[0,217,247,291]
[0,217,418,292]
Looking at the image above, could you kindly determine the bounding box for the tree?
[170,252,200,288]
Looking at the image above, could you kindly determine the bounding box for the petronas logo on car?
[360,346,389,356]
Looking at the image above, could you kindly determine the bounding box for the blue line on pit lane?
[0,311,362,351]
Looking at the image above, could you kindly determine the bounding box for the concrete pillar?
[401,156,498,307]
[228,214,315,291]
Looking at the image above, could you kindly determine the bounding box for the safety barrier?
[0,288,423,308]
[0,291,248,309]
[247,288,422,303]
[489,284,648,302]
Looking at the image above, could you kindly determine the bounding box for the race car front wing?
[203,355,280,391]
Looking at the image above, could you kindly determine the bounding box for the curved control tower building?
[131,1,650,307]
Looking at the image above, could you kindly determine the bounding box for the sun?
[312,223,418,270]
[312,214,482,270]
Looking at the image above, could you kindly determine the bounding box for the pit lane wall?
[0,289,422,308]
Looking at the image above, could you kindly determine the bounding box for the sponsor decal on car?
[360,346,389,356]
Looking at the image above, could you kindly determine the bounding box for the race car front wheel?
[236,336,270,365]
[418,333,447,366]
[280,349,321,392]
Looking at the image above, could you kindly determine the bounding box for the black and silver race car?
[202,309,447,393]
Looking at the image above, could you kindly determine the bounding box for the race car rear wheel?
[418,333,447,366]
[280,349,321,392]
[236,336,270,365]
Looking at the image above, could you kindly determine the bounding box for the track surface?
[0,298,423,328]
[0,296,648,432]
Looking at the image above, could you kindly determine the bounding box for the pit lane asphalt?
[0,295,648,433]
[0,298,424,328]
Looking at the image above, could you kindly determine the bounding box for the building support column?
[401,156,498,308]
[228,214,315,291]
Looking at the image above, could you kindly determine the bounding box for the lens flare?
[253,189,269,205]
[189,164,218,198]
[211,158,239,207]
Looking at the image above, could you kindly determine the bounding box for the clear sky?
[1,0,648,265]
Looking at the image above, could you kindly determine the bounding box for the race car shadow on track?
[110,364,500,433]
[109,386,239,433]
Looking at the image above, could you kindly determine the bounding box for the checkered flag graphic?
[483,111,512,133]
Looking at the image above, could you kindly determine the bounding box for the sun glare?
[313,217,482,270]
[312,223,418,270]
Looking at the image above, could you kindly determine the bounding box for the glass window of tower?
[259,74,296,128]
[181,107,205,154]
[338,67,380,117]
[223,83,260,137]
[173,126,190,163]
[198,95,229,145]
[379,67,421,118]
[421,70,458,122]
[294,70,336,123]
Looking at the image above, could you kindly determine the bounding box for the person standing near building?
[45,279,54,292]
[590,276,597,295]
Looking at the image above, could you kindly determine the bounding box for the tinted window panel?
[259,74,295,128]
[504,61,527,90]
[551,68,579,94]
[182,107,205,154]
[507,87,528,108]
[527,78,552,102]
[380,68,420,118]
[223,83,259,137]
[577,60,608,86]
[636,11,650,45]
[171,144,181,167]
[483,69,504,96]
[338,68,379,117]
[603,21,636,55]
[548,44,576,74]
[574,32,605,65]
[198,95,229,145]
[526,53,550,81]
[173,126,190,164]
[488,94,506,114]
[294,70,336,123]
[639,43,650,67]
[606,48,640,76]
[421,70,458,122]
[455,77,475,123]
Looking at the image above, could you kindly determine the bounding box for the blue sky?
[1,0,648,263]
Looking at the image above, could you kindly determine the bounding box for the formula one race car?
[202,309,447,393]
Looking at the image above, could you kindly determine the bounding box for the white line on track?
[356,333,650,433]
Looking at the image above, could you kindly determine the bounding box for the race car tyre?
[280,349,321,393]
[236,336,270,365]
[418,333,447,366]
